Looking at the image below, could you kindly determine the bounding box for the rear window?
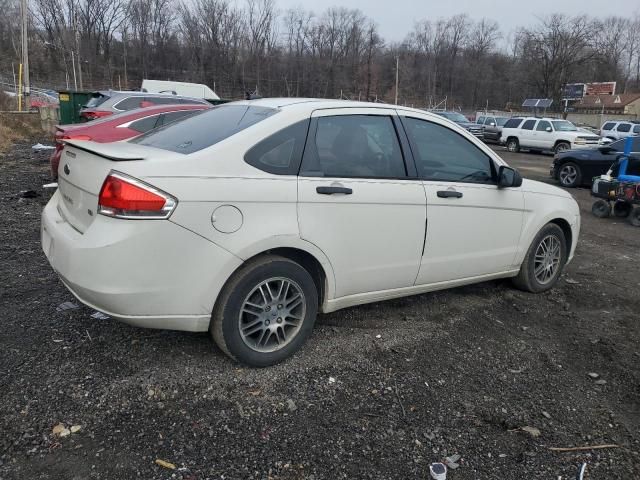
[616,123,631,132]
[84,94,109,108]
[521,119,536,130]
[634,125,640,134]
[504,118,523,128]
[132,105,277,154]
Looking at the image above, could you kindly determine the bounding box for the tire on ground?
[613,200,632,218]
[592,199,611,218]
[211,254,318,367]
[630,206,640,227]
[512,223,567,293]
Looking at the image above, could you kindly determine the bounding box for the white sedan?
[42,99,580,366]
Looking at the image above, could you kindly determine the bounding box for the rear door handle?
[316,186,353,195]
[437,190,463,198]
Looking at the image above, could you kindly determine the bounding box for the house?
[573,93,640,117]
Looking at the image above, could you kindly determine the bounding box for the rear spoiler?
[64,140,147,161]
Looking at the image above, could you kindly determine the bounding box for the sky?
[276,0,639,42]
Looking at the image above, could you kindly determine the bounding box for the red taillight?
[55,134,92,144]
[98,172,177,219]
[82,111,112,121]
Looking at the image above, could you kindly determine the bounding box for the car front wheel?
[554,141,571,154]
[211,255,318,367]
[558,162,581,188]
[512,223,567,293]
[506,138,520,153]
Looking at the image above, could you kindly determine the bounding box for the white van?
[141,80,220,101]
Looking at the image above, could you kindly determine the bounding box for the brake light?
[82,110,112,121]
[98,172,177,219]
[55,134,92,144]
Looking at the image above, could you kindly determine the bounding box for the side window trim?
[399,115,497,185]
[299,113,410,180]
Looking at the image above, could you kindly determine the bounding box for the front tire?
[613,200,632,218]
[592,199,611,218]
[506,137,520,153]
[211,255,318,367]
[558,162,582,188]
[512,223,567,293]
[554,141,571,154]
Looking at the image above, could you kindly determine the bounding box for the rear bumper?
[41,190,243,332]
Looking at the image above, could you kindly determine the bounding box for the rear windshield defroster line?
[130,105,278,154]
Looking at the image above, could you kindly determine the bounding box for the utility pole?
[75,29,83,90]
[20,0,30,110]
[394,56,399,105]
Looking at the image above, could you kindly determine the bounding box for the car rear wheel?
[558,162,582,188]
[554,141,571,154]
[512,223,567,293]
[506,138,520,153]
[211,255,318,367]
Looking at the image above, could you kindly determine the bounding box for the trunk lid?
[57,141,150,233]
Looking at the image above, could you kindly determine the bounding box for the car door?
[518,119,537,148]
[532,119,552,149]
[399,114,525,284]
[297,108,427,298]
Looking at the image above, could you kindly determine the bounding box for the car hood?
[520,178,573,199]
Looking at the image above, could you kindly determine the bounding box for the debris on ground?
[31,143,55,150]
[90,311,110,320]
[520,426,541,437]
[587,372,600,379]
[51,424,70,437]
[155,459,176,470]
[56,301,79,312]
[429,462,447,479]
[19,190,39,198]
[42,182,58,189]
[445,454,461,469]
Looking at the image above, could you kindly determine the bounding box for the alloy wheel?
[533,235,561,285]
[238,277,306,353]
[559,164,578,186]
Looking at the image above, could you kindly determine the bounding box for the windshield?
[84,94,109,108]
[131,104,277,154]
[495,117,508,126]
[440,112,468,123]
[551,120,577,132]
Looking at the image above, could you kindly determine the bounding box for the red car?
[50,104,210,179]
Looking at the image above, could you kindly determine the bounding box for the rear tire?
[506,138,520,153]
[613,200,632,218]
[592,199,611,218]
[512,223,567,293]
[211,255,318,367]
[558,162,582,188]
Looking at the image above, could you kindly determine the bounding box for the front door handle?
[316,186,353,195]
[437,190,463,199]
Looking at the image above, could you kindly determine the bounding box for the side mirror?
[498,165,523,188]
[545,127,552,132]
[489,122,496,127]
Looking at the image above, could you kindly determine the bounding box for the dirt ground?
[0,138,638,480]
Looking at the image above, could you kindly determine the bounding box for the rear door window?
[131,105,277,154]
[616,123,631,132]
[521,120,536,130]
[504,118,523,129]
[300,115,406,178]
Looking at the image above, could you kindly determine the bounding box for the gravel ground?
[0,139,638,480]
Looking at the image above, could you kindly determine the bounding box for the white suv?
[599,120,640,141]
[501,117,602,154]
[42,99,580,366]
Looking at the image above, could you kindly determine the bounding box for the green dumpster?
[57,90,93,124]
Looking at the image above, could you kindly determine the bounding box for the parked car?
[80,90,210,121]
[476,115,509,143]
[501,117,602,154]
[50,104,209,179]
[550,136,640,187]
[434,111,484,138]
[598,120,640,141]
[42,99,580,367]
